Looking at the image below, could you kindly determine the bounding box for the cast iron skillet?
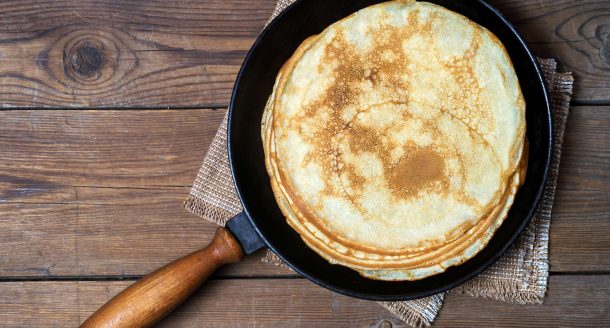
[82,1,552,327]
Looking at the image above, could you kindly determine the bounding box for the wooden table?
[0,1,608,327]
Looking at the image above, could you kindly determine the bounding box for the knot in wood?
[601,35,610,67]
[69,42,103,77]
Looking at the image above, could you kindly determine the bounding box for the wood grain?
[438,275,610,327]
[0,109,289,278]
[0,0,608,108]
[0,107,607,194]
[558,107,610,192]
[0,195,292,278]
[0,107,607,277]
[0,109,226,189]
[0,275,606,327]
[490,0,610,103]
[0,1,607,326]
[551,189,610,272]
[0,0,275,108]
[0,185,606,277]
[81,228,244,328]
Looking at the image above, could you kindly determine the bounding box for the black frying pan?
[83,1,552,327]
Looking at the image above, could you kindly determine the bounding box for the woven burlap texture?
[184,1,574,326]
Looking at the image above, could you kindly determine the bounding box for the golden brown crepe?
[262,0,526,280]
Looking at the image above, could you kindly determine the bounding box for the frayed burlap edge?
[184,196,235,227]
[261,250,290,269]
[380,294,446,328]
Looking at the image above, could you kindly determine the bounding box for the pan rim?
[228,0,553,301]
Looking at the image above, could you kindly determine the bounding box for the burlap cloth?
[184,1,574,326]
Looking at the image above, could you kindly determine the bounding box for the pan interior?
[228,0,551,301]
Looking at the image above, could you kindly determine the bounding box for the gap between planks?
[0,272,607,283]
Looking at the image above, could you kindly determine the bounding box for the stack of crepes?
[262,0,527,281]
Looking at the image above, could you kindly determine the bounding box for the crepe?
[262,0,526,280]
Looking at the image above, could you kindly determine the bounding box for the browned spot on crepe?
[388,147,448,198]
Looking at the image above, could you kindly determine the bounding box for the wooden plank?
[437,275,610,327]
[0,109,226,189]
[491,0,610,102]
[0,0,607,108]
[0,107,607,193]
[550,188,610,272]
[0,191,293,278]
[0,186,607,277]
[0,106,608,277]
[558,107,610,192]
[0,275,606,327]
[0,0,275,108]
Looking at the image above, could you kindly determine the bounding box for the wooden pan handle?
[81,227,244,328]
